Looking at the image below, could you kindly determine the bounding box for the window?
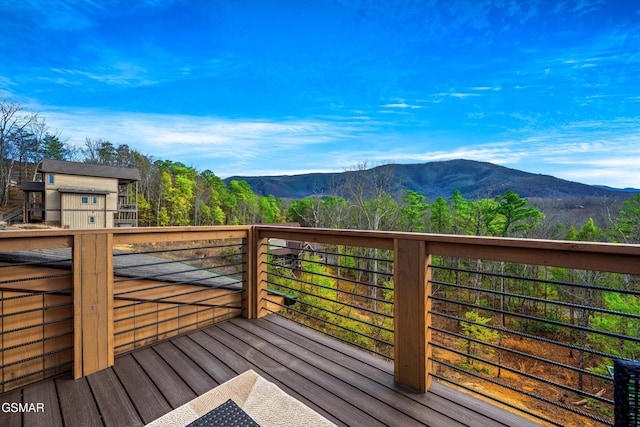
[81,196,89,204]
[92,196,98,204]
[88,216,95,224]
[48,174,54,184]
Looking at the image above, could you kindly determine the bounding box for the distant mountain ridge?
[224,159,637,200]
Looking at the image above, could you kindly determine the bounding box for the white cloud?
[381,103,423,109]
[471,86,502,91]
[437,92,482,99]
[37,106,365,176]
[18,100,640,188]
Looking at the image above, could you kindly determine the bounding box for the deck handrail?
[253,225,640,427]
[2,225,640,426]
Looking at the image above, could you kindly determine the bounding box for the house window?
[81,196,89,204]
[48,174,54,184]
[92,196,98,204]
[88,216,95,224]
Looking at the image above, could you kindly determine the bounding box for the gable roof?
[40,159,141,183]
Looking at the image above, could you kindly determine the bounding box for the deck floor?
[0,315,541,427]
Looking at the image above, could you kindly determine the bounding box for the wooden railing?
[2,225,640,426]
[0,227,251,391]
[253,225,640,427]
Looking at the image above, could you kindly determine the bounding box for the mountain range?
[224,159,637,200]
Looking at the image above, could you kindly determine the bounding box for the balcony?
[1,225,638,426]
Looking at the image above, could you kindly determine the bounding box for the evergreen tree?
[400,190,428,232]
[613,193,640,243]
[492,190,545,237]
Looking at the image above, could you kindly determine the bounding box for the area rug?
[145,369,337,427]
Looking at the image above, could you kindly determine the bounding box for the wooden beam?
[73,233,114,378]
[252,236,269,319]
[0,235,72,251]
[113,227,249,245]
[429,241,640,275]
[394,238,428,392]
[255,226,394,250]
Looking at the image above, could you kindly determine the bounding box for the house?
[21,159,141,228]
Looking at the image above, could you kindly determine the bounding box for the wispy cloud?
[381,103,423,109]
[40,106,367,176]
[47,64,157,87]
[5,0,179,31]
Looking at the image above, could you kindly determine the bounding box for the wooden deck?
[0,315,541,427]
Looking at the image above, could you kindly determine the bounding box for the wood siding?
[61,194,107,229]
[45,174,118,227]
[0,263,73,393]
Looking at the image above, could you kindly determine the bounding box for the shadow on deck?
[0,315,541,427]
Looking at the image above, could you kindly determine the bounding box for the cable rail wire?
[427,259,639,427]
[263,241,395,361]
[264,298,394,360]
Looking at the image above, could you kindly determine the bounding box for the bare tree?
[338,161,401,310]
[340,161,401,231]
[0,100,37,206]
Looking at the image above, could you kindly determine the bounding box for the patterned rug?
[145,369,337,427]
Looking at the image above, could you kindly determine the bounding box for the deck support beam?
[246,229,269,319]
[73,233,114,378]
[394,238,431,392]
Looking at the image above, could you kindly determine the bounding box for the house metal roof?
[40,159,141,183]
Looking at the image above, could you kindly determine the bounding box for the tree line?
[2,99,640,246]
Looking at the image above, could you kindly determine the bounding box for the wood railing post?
[394,238,431,392]
[245,227,268,319]
[73,232,114,378]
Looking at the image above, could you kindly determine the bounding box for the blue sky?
[1,0,639,188]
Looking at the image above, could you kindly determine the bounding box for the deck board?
[185,328,345,426]
[22,380,62,427]
[131,347,197,408]
[170,335,237,384]
[0,315,543,427]
[86,368,143,427]
[112,354,172,424]
[55,376,103,427]
[228,319,458,426]
[218,320,422,426]
[1,388,22,427]
[204,326,382,427]
[152,341,218,395]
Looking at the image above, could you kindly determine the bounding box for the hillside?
[224,159,634,200]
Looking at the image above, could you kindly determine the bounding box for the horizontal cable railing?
[0,226,252,390]
[0,243,73,393]
[428,257,640,427]
[112,235,247,354]
[2,224,640,427]
[262,238,395,359]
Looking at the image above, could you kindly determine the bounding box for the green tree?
[449,190,472,234]
[467,198,499,236]
[41,134,71,161]
[575,218,604,242]
[588,292,640,360]
[492,190,544,237]
[259,195,283,223]
[613,194,640,243]
[157,161,196,226]
[458,311,499,370]
[226,180,259,224]
[429,197,451,233]
[400,190,428,232]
